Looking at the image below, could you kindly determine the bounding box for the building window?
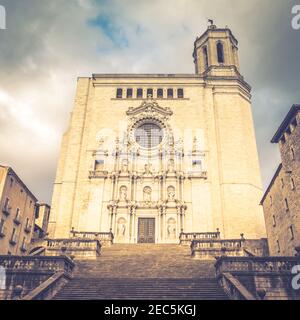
[4,198,9,209]
[272,215,276,227]
[137,88,143,99]
[291,118,297,132]
[95,159,104,171]
[177,88,184,99]
[291,177,295,190]
[167,88,173,99]
[14,208,21,225]
[203,46,209,70]
[192,160,202,169]
[10,228,17,246]
[24,218,32,233]
[126,88,133,98]
[147,88,153,98]
[270,195,273,206]
[281,178,284,188]
[10,178,14,187]
[284,198,289,211]
[116,88,123,99]
[157,88,163,99]
[2,198,11,216]
[135,122,163,149]
[289,225,294,240]
[277,240,280,253]
[217,42,225,63]
[291,147,295,161]
[21,237,27,252]
[0,219,6,237]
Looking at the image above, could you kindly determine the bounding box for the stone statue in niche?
[119,186,127,201]
[167,218,176,238]
[121,159,128,172]
[143,186,152,202]
[117,218,126,237]
[167,186,175,201]
[144,163,151,175]
[168,159,175,172]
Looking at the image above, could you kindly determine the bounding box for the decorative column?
[112,205,117,236]
[162,205,167,241]
[176,206,181,237]
[108,205,114,232]
[129,203,137,243]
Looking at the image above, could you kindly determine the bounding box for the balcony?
[24,224,32,234]
[0,225,7,238]
[2,206,11,216]
[13,215,22,225]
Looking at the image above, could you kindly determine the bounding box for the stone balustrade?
[0,255,74,274]
[89,170,109,179]
[191,238,245,260]
[215,256,300,276]
[180,231,220,245]
[45,238,101,259]
[215,256,300,300]
[0,255,74,300]
[70,230,114,246]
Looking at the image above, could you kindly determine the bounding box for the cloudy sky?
[0,0,299,203]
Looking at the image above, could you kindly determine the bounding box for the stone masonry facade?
[49,25,266,243]
[261,105,300,256]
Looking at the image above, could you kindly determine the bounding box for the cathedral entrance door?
[137,218,155,243]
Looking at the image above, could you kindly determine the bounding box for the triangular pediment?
[126,100,173,117]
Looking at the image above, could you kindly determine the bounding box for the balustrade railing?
[191,238,246,259]
[215,256,300,300]
[215,256,300,276]
[180,231,220,245]
[45,238,101,258]
[70,230,114,246]
[0,255,75,274]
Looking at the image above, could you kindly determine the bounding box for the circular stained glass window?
[134,122,163,148]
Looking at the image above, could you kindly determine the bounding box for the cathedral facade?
[49,25,266,243]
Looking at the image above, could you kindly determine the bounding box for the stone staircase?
[53,244,228,300]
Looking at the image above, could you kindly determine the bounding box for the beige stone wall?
[0,166,37,255]
[49,74,266,242]
[262,111,300,256]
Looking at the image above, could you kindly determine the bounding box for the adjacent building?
[49,24,266,243]
[261,105,300,256]
[0,165,37,255]
[33,203,51,240]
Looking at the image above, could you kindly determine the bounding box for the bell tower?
[193,22,240,76]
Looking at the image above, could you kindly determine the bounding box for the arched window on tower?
[137,88,143,99]
[147,88,153,98]
[177,88,184,99]
[116,88,123,99]
[217,42,224,63]
[203,46,209,70]
[167,88,173,99]
[127,88,133,98]
[157,88,163,99]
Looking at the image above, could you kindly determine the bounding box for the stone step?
[53,278,227,300]
[52,244,227,300]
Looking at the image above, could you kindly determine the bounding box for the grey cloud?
[0,0,299,203]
